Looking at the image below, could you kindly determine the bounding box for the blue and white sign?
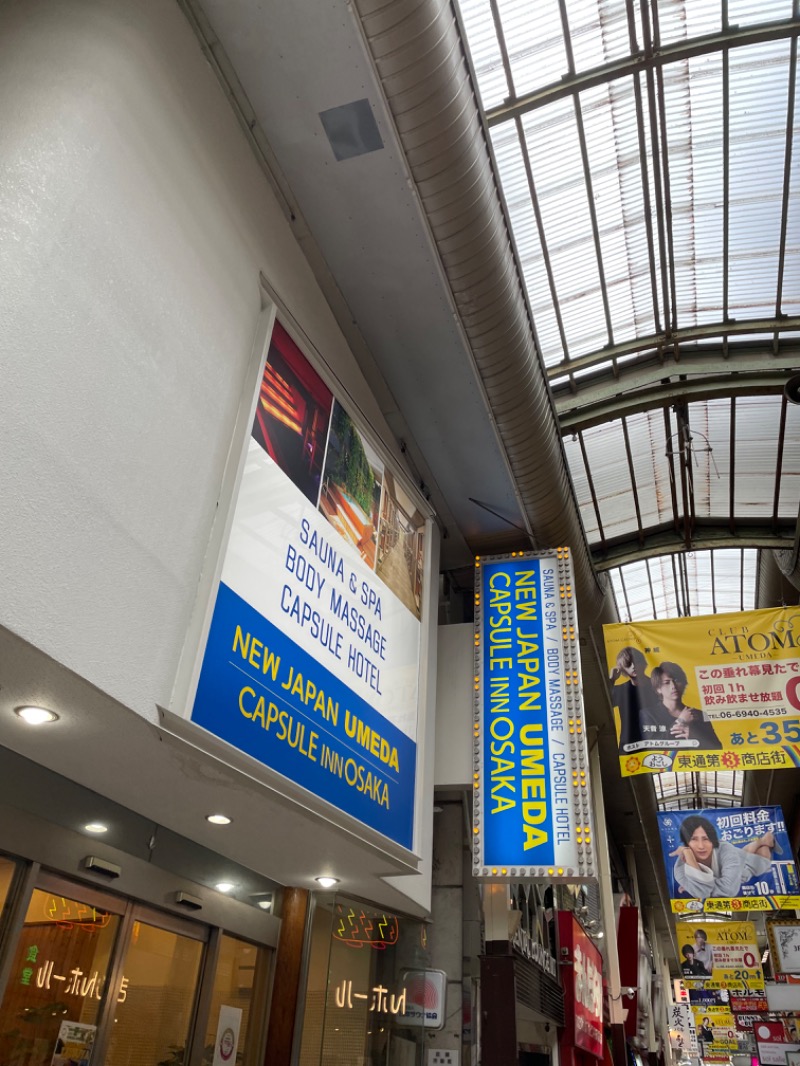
[657,806,799,912]
[472,550,595,881]
[188,321,425,851]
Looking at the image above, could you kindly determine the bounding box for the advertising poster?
[51,1021,96,1066]
[189,320,427,851]
[473,550,595,881]
[658,807,799,912]
[603,607,800,777]
[677,921,763,992]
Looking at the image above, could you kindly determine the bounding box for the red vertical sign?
[558,912,604,1059]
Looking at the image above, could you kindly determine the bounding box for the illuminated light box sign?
[189,320,427,851]
[472,550,595,881]
[603,607,800,778]
[658,807,799,913]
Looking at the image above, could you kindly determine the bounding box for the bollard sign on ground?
[472,549,595,881]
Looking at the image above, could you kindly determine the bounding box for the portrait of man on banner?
[603,607,800,777]
[658,807,799,912]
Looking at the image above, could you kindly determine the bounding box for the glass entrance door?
[103,916,205,1066]
[0,871,271,1066]
[0,881,121,1066]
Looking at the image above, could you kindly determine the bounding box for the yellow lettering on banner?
[237,686,319,762]
[522,801,548,849]
[519,722,548,849]
[490,676,510,713]
[232,625,281,679]
[343,711,400,772]
[341,757,390,808]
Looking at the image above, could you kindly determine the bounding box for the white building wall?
[0,0,406,726]
[435,624,474,788]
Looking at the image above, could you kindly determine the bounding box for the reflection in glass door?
[104,919,204,1066]
[0,885,120,1066]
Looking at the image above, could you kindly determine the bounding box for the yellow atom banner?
[603,607,800,777]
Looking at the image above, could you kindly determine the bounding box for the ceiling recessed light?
[215,882,235,893]
[83,823,108,834]
[315,876,339,889]
[206,814,232,825]
[15,705,59,725]
[257,899,272,910]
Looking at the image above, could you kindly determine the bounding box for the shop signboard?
[735,1014,769,1031]
[731,995,769,1013]
[182,318,429,851]
[669,1003,698,1054]
[658,807,798,912]
[473,550,595,881]
[558,912,604,1060]
[400,970,447,1029]
[756,1021,800,1065]
[676,920,764,991]
[602,607,800,777]
[767,920,800,975]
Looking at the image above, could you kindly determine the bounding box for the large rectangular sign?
[472,550,595,880]
[658,807,799,912]
[188,319,427,851]
[603,607,800,776]
[677,922,763,992]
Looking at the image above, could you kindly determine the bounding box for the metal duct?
[351,0,614,628]
[759,549,800,607]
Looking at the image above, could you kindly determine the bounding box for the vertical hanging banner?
[186,320,428,851]
[472,549,595,881]
[603,607,800,777]
[668,1003,699,1054]
[558,912,604,1059]
[658,807,799,912]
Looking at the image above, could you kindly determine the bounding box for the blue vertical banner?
[473,550,596,881]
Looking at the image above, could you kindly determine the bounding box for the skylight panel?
[563,433,601,539]
[568,0,633,73]
[666,0,721,43]
[520,100,608,358]
[457,0,509,110]
[581,78,654,347]
[664,53,724,330]
[728,41,792,321]
[687,398,730,519]
[726,396,785,519]
[499,0,567,99]
[576,420,639,539]
[727,0,794,26]
[778,403,800,519]
[489,121,567,365]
